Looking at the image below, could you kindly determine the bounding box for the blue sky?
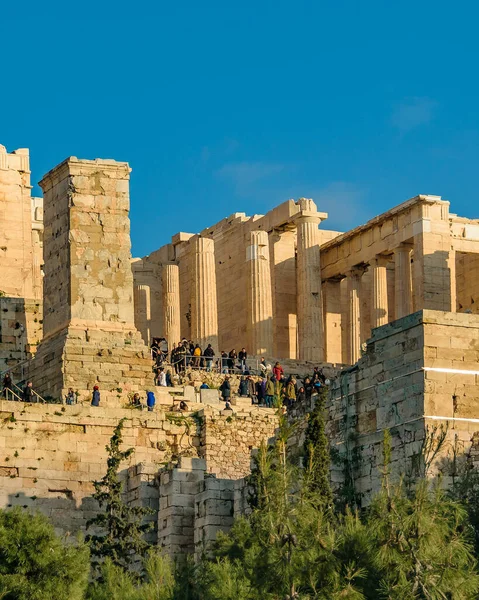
[1,1,478,257]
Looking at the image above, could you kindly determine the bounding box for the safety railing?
[2,382,46,403]
[161,354,260,374]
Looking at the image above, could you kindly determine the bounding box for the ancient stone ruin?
[1,141,479,556]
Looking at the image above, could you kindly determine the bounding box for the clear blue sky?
[1,1,478,257]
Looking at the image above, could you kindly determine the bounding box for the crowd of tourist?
[217,363,327,410]
[1,336,328,413]
[151,338,254,376]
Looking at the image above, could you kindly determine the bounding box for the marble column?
[134,284,151,344]
[162,263,181,347]
[296,199,323,362]
[347,266,365,364]
[394,244,413,319]
[246,230,273,355]
[370,255,390,328]
[190,236,219,349]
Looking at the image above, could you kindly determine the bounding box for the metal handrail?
[0,359,30,380]
[4,388,23,402]
[164,353,260,374]
[6,382,45,404]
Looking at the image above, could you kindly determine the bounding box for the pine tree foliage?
[303,387,333,509]
[86,418,153,573]
[0,507,89,600]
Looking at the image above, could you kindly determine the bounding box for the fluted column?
[394,244,413,319]
[296,199,324,362]
[347,266,364,364]
[162,263,181,347]
[190,236,218,349]
[134,284,151,344]
[246,230,273,355]
[370,255,390,328]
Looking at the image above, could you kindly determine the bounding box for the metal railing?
[160,354,260,374]
[2,382,46,403]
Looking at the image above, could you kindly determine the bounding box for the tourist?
[221,351,228,374]
[204,344,215,372]
[65,388,76,405]
[247,375,256,403]
[296,386,306,404]
[273,361,284,382]
[131,393,142,409]
[2,372,12,399]
[304,377,313,400]
[91,385,100,407]
[158,367,167,387]
[159,337,168,361]
[256,378,265,405]
[200,382,209,390]
[146,390,156,412]
[239,376,248,397]
[219,376,231,403]
[177,342,187,372]
[224,400,232,411]
[284,377,296,408]
[23,381,34,403]
[265,376,274,408]
[259,357,267,375]
[193,344,202,368]
[228,349,237,373]
[179,400,188,411]
[239,347,248,372]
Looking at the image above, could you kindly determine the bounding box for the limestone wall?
[0,146,40,300]
[0,298,42,374]
[0,401,277,542]
[328,310,479,505]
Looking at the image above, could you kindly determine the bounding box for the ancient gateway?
[1,142,479,555]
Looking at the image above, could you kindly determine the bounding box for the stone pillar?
[162,263,181,347]
[190,236,218,349]
[323,278,343,364]
[347,266,365,364]
[246,230,273,355]
[394,244,413,319]
[134,284,151,344]
[29,157,154,404]
[295,198,323,362]
[370,255,390,328]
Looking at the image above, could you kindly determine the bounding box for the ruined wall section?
[328,310,479,505]
[0,402,277,546]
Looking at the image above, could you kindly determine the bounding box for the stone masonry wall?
[328,310,479,506]
[0,401,277,544]
[0,297,42,375]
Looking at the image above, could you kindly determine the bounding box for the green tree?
[87,418,153,573]
[0,507,89,600]
[302,387,333,509]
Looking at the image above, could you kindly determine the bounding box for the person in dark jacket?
[228,350,237,374]
[219,376,231,402]
[147,391,156,412]
[296,386,306,404]
[238,348,248,372]
[23,381,34,403]
[304,377,313,400]
[238,376,248,397]
[256,379,265,405]
[204,344,215,372]
[91,385,100,407]
[3,372,12,398]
